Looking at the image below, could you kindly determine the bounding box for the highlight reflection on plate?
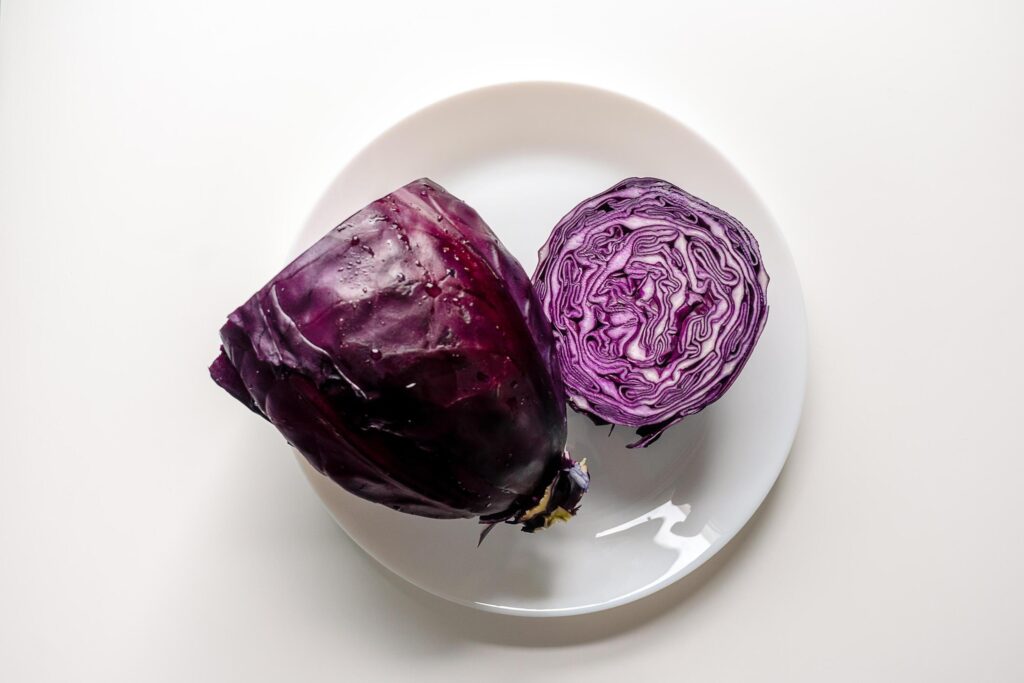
[295,82,807,616]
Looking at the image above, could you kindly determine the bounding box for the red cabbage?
[211,179,588,535]
[533,177,769,447]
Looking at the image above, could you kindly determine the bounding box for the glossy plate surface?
[295,82,807,616]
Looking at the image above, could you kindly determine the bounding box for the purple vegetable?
[211,179,588,535]
[533,177,769,447]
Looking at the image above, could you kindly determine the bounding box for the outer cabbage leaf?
[533,177,769,447]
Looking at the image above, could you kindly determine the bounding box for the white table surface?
[2,1,1022,680]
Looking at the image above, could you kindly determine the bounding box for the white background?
[2,1,1022,680]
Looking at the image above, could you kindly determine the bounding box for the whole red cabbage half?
[533,177,769,447]
[211,179,588,535]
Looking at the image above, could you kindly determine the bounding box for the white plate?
[294,82,807,616]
